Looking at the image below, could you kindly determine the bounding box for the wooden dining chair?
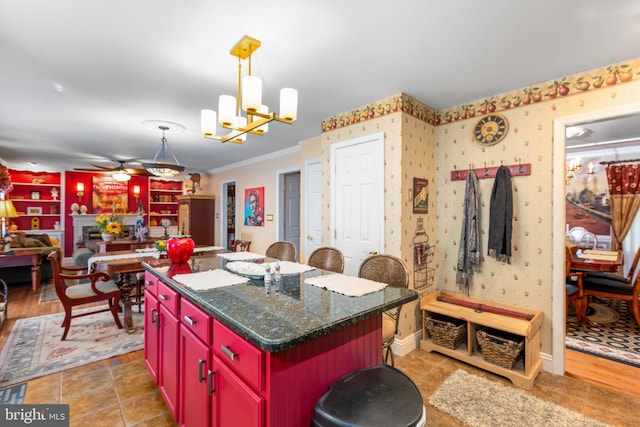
[307,247,344,273]
[265,241,297,262]
[48,251,123,340]
[565,246,587,322]
[358,254,409,366]
[580,246,640,326]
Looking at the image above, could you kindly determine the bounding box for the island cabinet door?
[179,324,211,427]
[158,282,181,422]
[143,291,160,382]
[211,355,265,427]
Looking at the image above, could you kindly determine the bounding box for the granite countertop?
[142,254,418,352]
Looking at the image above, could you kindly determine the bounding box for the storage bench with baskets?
[420,291,542,390]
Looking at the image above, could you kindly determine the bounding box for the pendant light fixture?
[200,35,298,144]
[142,125,185,177]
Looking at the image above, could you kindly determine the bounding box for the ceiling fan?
[74,160,154,180]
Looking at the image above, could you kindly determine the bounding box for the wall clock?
[473,114,508,146]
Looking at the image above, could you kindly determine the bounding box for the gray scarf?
[488,165,513,263]
[456,170,481,291]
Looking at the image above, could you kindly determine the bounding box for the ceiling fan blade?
[73,167,116,172]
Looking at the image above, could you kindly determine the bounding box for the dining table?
[89,246,226,332]
[570,249,623,273]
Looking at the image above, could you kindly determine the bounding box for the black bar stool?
[312,364,426,427]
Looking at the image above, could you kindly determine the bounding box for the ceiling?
[1,1,640,175]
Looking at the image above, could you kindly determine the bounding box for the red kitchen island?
[142,254,418,427]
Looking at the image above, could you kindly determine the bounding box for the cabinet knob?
[198,359,207,383]
[183,315,196,326]
[207,370,216,395]
[220,344,237,361]
[159,294,168,301]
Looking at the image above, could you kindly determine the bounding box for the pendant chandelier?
[200,35,298,144]
[142,125,185,177]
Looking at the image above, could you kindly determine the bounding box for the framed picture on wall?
[413,178,428,214]
[244,187,264,226]
[27,206,43,215]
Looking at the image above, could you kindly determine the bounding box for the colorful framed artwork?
[244,187,264,226]
[413,178,428,214]
[92,176,128,214]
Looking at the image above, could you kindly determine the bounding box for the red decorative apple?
[167,262,192,278]
[166,236,195,263]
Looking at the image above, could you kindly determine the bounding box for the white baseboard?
[394,330,555,375]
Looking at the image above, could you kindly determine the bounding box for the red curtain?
[606,163,640,249]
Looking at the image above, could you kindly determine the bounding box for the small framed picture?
[412,178,429,214]
[27,206,43,215]
[30,191,41,200]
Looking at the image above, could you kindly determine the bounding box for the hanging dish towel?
[488,165,513,263]
[456,169,481,290]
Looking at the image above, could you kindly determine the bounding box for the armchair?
[48,251,123,340]
[265,241,297,262]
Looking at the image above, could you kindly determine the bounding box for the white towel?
[305,274,387,297]
[172,269,249,291]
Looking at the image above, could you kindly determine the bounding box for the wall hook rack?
[450,159,531,181]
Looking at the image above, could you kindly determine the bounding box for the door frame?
[219,179,236,249]
[276,167,301,242]
[551,102,640,375]
[304,158,321,261]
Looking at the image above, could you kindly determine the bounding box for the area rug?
[429,369,610,427]
[0,308,143,387]
[38,282,59,303]
[566,298,640,368]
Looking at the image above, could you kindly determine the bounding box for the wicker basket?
[424,313,466,349]
[476,328,524,369]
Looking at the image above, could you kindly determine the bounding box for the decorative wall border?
[321,57,639,131]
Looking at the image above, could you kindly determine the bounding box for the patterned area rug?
[38,282,59,303]
[0,308,143,387]
[566,298,640,368]
[429,369,610,427]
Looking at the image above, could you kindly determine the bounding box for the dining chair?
[233,240,252,252]
[358,254,409,366]
[307,247,344,273]
[48,251,123,340]
[580,246,640,326]
[265,241,297,262]
[565,246,587,323]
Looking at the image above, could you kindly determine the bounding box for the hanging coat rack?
[450,160,531,181]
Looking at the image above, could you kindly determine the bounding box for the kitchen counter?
[142,254,418,352]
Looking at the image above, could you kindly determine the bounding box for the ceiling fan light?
[242,75,262,112]
[218,95,236,126]
[112,170,132,182]
[279,88,298,121]
[201,109,217,137]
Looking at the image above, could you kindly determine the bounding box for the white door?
[283,172,301,256]
[332,133,384,276]
[305,160,322,260]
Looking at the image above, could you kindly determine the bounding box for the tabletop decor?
[95,210,124,241]
[165,235,195,263]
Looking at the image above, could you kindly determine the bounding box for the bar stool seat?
[312,364,426,427]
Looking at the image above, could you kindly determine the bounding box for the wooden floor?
[1,281,639,408]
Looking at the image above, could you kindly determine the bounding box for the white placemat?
[218,251,266,261]
[88,252,159,271]
[305,274,387,297]
[264,261,315,275]
[172,269,250,291]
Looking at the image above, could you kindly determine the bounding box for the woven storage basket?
[424,313,466,349]
[476,328,524,369]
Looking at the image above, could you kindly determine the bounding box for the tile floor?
[19,347,640,426]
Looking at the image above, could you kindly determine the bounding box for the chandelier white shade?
[201,35,297,144]
[112,170,132,182]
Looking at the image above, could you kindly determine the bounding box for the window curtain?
[606,162,640,250]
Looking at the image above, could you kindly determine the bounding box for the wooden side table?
[0,249,44,293]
